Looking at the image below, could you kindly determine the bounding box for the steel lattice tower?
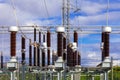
[62,0,70,44]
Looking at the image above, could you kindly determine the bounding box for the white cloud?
[80,1,106,15]
[71,11,120,25]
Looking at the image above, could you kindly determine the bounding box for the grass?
[1,66,120,80]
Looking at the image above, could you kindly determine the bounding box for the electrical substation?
[0,0,120,80]
[0,25,120,80]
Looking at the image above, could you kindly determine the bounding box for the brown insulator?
[37,47,40,66]
[63,37,66,61]
[42,50,45,67]
[67,45,74,67]
[10,32,16,57]
[63,53,66,61]
[74,31,78,46]
[21,36,25,64]
[47,30,51,65]
[102,32,105,61]
[29,40,32,66]
[73,51,77,66]
[33,28,37,66]
[22,36,25,49]
[37,31,41,66]
[78,52,81,65]
[34,46,36,66]
[34,28,36,41]
[39,31,41,43]
[1,52,3,68]
[43,34,46,42]
[104,32,110,57]
[63,37,66,49]
[57,33,63,56]
[47,49,50,65]
[47,31,51,47]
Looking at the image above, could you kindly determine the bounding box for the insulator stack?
[47,31,51,47]
[63,37,66,49]
[37,48,40,66]
[104,32,109,57]
[37,32,41,66]
[34,27,37,66]
[42,50,45,67]
[47,31,51,65]
[77,52,81,65]
[74,31,78,46]
[39,31,41,43]
[34,28,36,41]
[34,46,37,66]
[43,34,46,42]
[67,45,74,67]
[63,37,66,61]
[102,32,105,61]
[74,30,79,66]
[21,36,25,64]
[29,39,32,66]
[10,32,17,57]
[57,33,63,56]
[1,52,3,69]
[102,26,111,60]
[73,51,77,66]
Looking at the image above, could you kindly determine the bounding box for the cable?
[43,0,50,18]
[9,0,30,40]
[106,0,110,27]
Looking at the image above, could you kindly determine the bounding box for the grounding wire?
[43,0,50,18]
[10,0,30,40]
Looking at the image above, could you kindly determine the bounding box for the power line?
[43,0,50,18]
[106,0,110,27]
[9,0,30,40]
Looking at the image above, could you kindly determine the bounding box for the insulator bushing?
[74,31,78,46]
[34,46,36,66]
[10,32,16,57]
[22,36,25,49]
[37,47,40,66]
[39,31,41,43]
[63,37,66,49]
[78,52,81,65]
[57,33,63,57]
[42,50,45,67]
[104,32,110,57]
[47,31,51,47]
[47,49,50,65]
[34,28,36,41]
[67,45,74,67]
[63,37,66,61]
[43,34,46,42]
[29,40,32,66]
[47,31,51,65]
[73,51,77,66]
[9,26,18,57]
[21,36,25,64]
[102,32,105,61]
[1,53,3,68]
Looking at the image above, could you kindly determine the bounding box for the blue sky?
[0,0,120,66]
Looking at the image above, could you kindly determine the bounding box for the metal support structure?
[62,0,70,44]
[57,72,61,80]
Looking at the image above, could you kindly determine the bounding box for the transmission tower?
[62,0,70,44]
